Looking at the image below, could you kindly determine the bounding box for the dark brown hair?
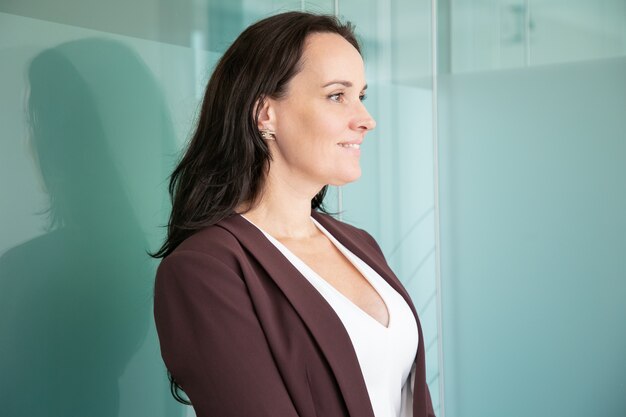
[152,11,360,259]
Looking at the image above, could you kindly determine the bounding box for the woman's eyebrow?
[321,80,368,90]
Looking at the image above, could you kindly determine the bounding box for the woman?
[153,11,436,417]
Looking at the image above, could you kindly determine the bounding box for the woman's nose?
[351,103,377,132]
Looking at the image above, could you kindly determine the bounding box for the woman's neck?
[236,172,323,240]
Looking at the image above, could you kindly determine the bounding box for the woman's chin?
[328,170,362,186]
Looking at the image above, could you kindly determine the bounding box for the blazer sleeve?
[153,250,299,417]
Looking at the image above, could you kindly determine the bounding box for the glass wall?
[4,1,625,417]
[0,1,440,416]
[438,1,626,417]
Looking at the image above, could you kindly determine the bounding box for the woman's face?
[265,32,376,188]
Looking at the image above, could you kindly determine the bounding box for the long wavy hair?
[151,11,361,405]
[152,11,360,260]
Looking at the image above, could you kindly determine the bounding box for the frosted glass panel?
[439,2,626,416]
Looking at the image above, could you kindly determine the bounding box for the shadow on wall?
[0,38,182,416]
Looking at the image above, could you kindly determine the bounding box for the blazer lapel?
[311,211,431,417]
[216,212,376,417]
[310,211,421,325]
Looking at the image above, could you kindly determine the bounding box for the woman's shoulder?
[160,217,246,273]
[176,221,240,255]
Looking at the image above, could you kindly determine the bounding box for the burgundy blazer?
[154,209,435,417]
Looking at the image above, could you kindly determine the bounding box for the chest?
[279,235,390,328]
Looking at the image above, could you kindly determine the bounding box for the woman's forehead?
[298,33,365,85]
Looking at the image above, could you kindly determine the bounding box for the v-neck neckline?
[240,214,391,330]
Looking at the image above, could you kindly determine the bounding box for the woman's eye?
[329,93,343,102]
[328,92,367,103]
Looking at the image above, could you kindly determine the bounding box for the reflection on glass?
[0,36,180,416]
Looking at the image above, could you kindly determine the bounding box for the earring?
[260,129,276,140]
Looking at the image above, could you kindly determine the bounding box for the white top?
[241,215,419,417]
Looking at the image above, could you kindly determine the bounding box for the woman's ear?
[255,96,276,132]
